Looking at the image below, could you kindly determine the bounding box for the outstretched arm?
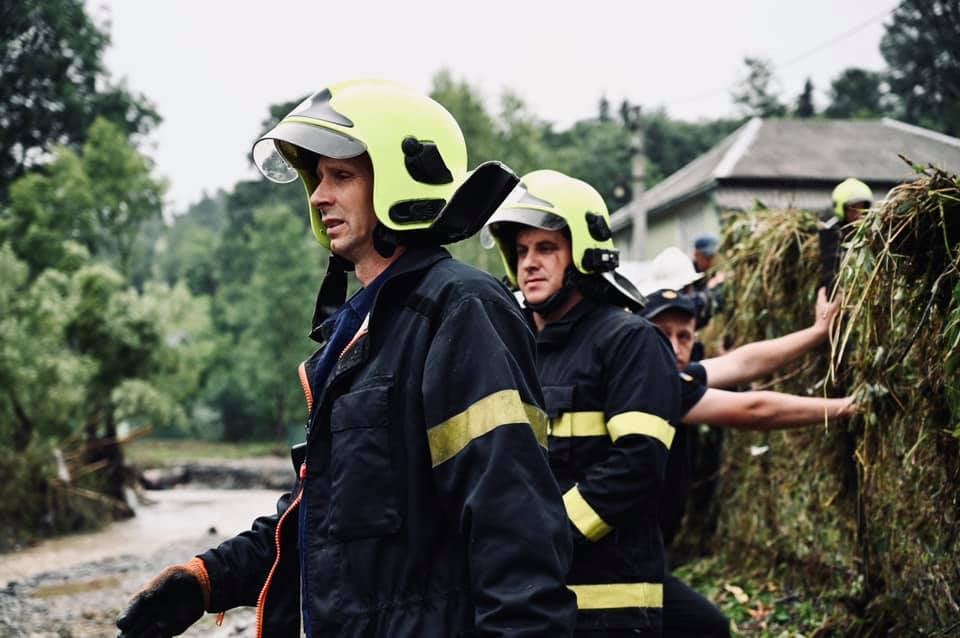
[682,387,855,429]
[701,287,838,388]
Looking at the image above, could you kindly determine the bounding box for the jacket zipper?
[298,361,314,413]
[257,318,370,636]
[255,462,307,638]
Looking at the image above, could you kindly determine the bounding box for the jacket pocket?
[328,377,401,540]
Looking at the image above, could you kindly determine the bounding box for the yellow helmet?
[483,170,618,284]
[483,169,643,309]
[831,177,873,220]
[253,79,515,248]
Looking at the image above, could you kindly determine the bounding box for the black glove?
[116,560,207,637]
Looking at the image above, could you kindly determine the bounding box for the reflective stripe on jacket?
[535,298,681,633]
[198,247,577,637]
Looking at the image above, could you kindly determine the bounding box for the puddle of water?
[0,488,279,583]
[31,575,122,598]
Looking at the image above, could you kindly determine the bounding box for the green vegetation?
[675,557,842,637]
[701,165,960,635]
[125,439,283,468]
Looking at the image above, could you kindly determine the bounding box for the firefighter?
[484,169,680,636]
[116,80,577,637]
[819,177,873,293]
[642,288,855,638]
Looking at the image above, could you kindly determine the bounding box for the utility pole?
[625,105,647,259]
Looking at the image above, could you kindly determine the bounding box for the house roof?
[610,117,960,230]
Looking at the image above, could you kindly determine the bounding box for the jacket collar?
[313,246,450,343]
[535,298,600,346]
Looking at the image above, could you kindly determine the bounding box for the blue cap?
[693,235,719,256]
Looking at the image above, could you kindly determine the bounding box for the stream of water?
[1,487,279,584]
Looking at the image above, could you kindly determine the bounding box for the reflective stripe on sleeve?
[428,389,547,467]
[562,485,612,541]
[549,411,606,437]
[606,411,675,448]
[569,582,664,609]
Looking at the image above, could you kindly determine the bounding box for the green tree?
[0,0,159,199]
[0,244,94,451]
[824,68,888,119]
[0,118,165,277]
[206,205,317,441]
[430,69,500,168]
[1,147,96,275]
[546,119,632,211]
[732,56,787,118]
[83,118,165,275]
[643,110,744,185]
[794,78,816,118]
[880,0,960,135]
[495,91,551,176]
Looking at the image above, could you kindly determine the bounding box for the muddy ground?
[0,459,291,638]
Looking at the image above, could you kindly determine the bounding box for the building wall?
[612,225,634,258]
[645,193,720,258]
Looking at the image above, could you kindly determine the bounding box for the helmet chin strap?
[524,266,579,316]
[372,223,399,258]
[309,253,355,342]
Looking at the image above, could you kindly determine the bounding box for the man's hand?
[116,559,208,637]
[835,396,858,419]
[813,286,840,335]
[707,269,726,290]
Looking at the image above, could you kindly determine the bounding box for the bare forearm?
[703,326,826,388]
[730,391,850,429]
[683,388,853,429]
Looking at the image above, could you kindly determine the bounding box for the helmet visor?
[253,121,367,184]
[480,207,567,248]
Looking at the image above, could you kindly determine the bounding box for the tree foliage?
[0,118,165,277]
[880,0,960,135]
[824,68,888,119]
[794,78,816,118]
[731,56,788,118]
[0,0,159,200]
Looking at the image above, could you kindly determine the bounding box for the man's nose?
[519,252,538,271]
[309,181,332,210]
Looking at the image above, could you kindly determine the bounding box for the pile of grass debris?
[703,165,960,635]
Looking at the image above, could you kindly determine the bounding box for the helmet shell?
[485,170,617,286]
[831,177,873,220]
[253,79,468,247]
[637,246,703,295]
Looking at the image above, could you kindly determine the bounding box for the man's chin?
[522,293,548,306]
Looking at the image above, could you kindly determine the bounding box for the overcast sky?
[88,0,899,214]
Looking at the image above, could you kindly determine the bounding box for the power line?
[779,6,895,69]
[660,5,896,109]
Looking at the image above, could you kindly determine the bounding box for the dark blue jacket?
[535,299,680,634]
[198,247,576,637]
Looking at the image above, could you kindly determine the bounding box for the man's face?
[843,201,869,223]
[515,227,573,306]
[309,154,377,263]
[650,310,697,369]
[692,250,714,273]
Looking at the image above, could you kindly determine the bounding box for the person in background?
[642,288,855,638]
[116,79,577,638]
[819,177,873,294]
[485,169,680,637]
[690,235,726,333]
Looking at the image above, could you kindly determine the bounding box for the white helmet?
[635,246,704,295]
